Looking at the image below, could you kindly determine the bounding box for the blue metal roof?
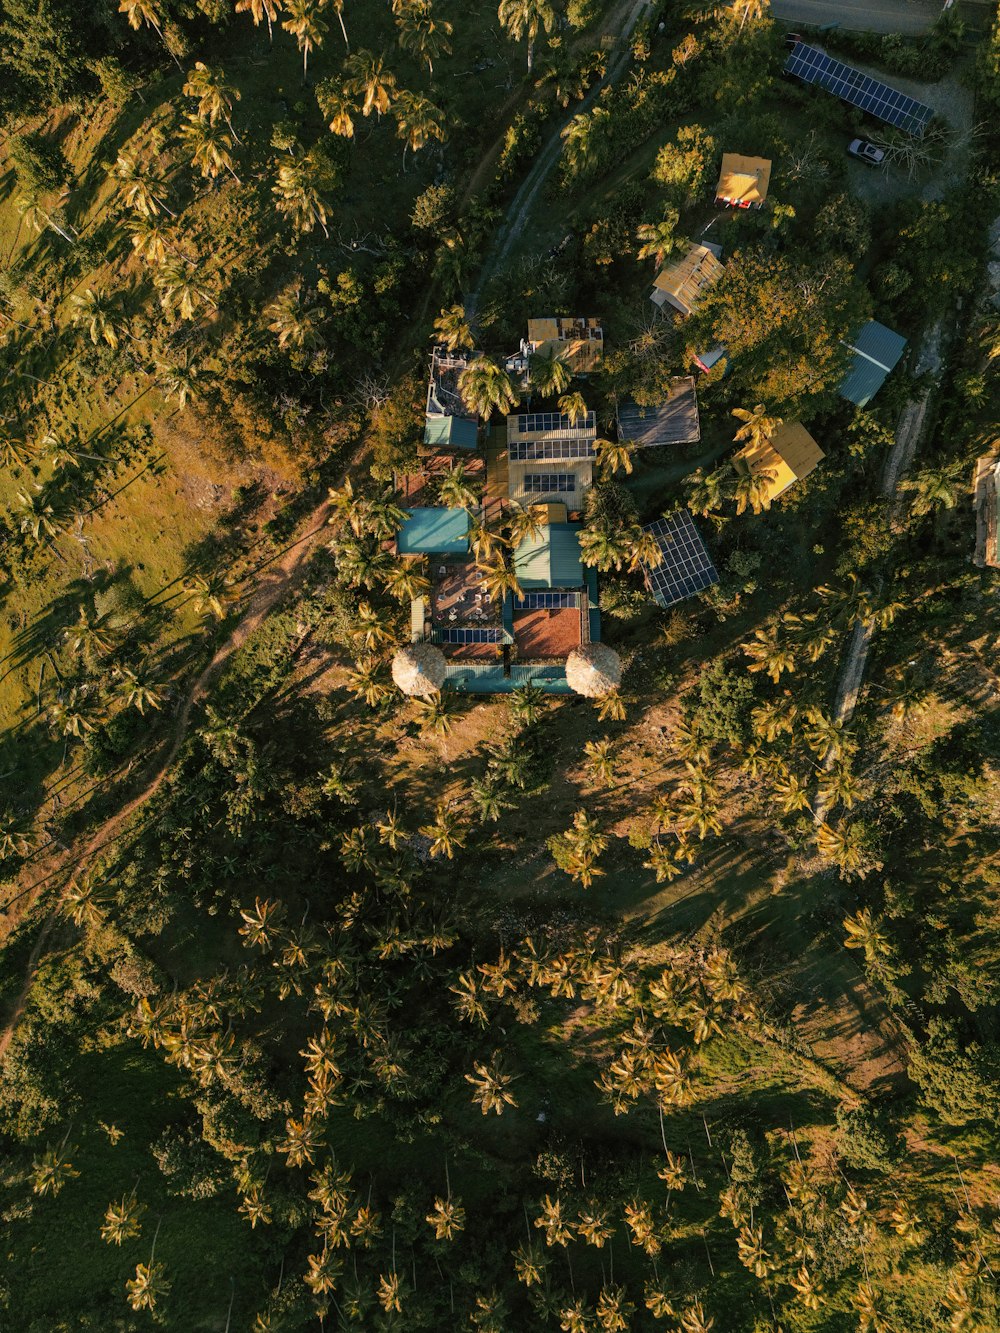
[838,321,907,407]
[423,415,478,449]
[513,523,584,590]
[396,507,469,555]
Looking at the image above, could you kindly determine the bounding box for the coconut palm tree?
[101,1191,146,1245]
[742,626,796,682]
[506,501,546,548]
[583,739,615,788]
[594,437,635,477]
[70,288,123,350]
[108,152,174,218]
[235,0,283,40]
[458,355,518,417]
[498,0,557,72]
[578,523,635,572]
[382,557,429,602]
[347,657,393,707]
[469,516,504,562]
[636,206,681,267]
[114,667,166,715]
[393,90,447,162]
[898,462,964,515]
[477,554,523,602]
[433,303,473,351]
[843,907,890,961]
[182,61,241,135]
[316,79,355,137]
[158,355,203,410]
[529,347,571,397]
[437,461,478,510]
[816,821,866,877]
[466,1055,518,1115]
[31,1140,80,1196]
[686,464,734,516]
[344,49,398,116]
[560,107,608,176]
[272,147,332,236]
[16,488,66,545]
[282,0,328,80]
[126,1254,170,1313]
[118,0,181,67]
[558,390,588,426]
[179,114,239,181]
[421,802,466,858]
[397,3,453,76]
[154,261,214,320]
[732,455,777,516]
[182,571,232,619]
[265,285,325,351]
[818,762,862,811]
[126,215,172,265]
[731,403,783,449]
[0,436,37,468]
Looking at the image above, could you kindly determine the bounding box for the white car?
[848,139,886,167]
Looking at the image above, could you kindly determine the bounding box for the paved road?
[771,0,942,34]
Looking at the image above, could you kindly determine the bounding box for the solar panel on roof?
[509,438,596,461]
[522,473,577,493]
[641,512,719,608]
[784,43,933,136]
[514,411,596,433]
[514,591,580,609]
[440,627,504,644]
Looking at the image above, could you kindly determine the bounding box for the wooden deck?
[484,422,509,524]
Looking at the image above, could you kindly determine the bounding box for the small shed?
[735,421,824,506]
[838,321,907,407]
[716,153,771,209]
[396,507,470,556]
[617,379,701,448]
[513,523,584,590]
[651,243,724,317]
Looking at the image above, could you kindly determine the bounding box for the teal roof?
[445,664,572,693]
[839,321,907,407]
[423,415,478,449]
[396,507,469,555]
[513,523,584,590]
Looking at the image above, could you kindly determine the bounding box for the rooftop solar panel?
[509,438,596,461]
[783,43,933,136]
[641,512,719,608]
[513,591,580,609]
[514,411,596,434]
[440,627,504,644]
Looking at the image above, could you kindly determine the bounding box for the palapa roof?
[392,643,447,697]
[651,244,725,318]
[565,643,622,698]
[716,153,771,207]
[735,421,825,505]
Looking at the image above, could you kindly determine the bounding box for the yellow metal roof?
[526,317,603,374]
[651,244,725,317]
[716,153,771,207]
[736,421,824,504]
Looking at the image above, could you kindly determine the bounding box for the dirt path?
[0,495,335,1060]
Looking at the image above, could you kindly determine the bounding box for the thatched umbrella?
[391,643,447,698]
[565,643,622,699]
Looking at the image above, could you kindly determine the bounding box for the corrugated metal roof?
[513,523,584,589]
[735,421,824,504]
[396,507,469,555]
[526,317,603,374]
[617,379,701,447]
[423,415,478,449]
[838,321,907,407]
[651,244,724,317]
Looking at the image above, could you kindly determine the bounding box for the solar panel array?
[784,43,933,136]
[514,591,580,609]
[509,438,596,461]
[440,627,504,644]
[522,473,577,493]
[642,512,719,608]
[514,411,595,434]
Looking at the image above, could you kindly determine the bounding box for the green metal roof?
[838,321,907,407]
[396,507,469,555]
[513,523,584,590]
[423,415,478,449]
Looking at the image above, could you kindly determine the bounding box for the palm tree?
[182,61,241,136]
[126,1256,171,1313]
[16,488,66,546]
[127,215,172,265]
[382,557,429,602]
[636,206,681,267]
[265,285,325,351]
[158,355,203,410]
[114,667,166,715]
[529,347,571,398]
[578,523,635,572]
[102,1191,146,1245]
[182,572,231,619]
[433,303,473,351]
[272,147,332,237]
[459,355,518,417]
[344,49,398,117]
[477,555,524,602]
[70,288,122,350]
[394,91,447,162]
[238,897,285,952]
[731,403,783,449]
[282,0,328,81]
[583,739,615,787]
[316,79,355,137]
[558,390,588,426]
[179,114,239,181]
[397,4,453,76]
[686,464,734,516]
[469,517,504,562]
[560,107,608,176]
[118,0,181,67]
[466,1055,518,1115]
[346,657,392,707]
[732,455,777,516]
[594,437,635,477]
[235,0,283,40]
[31,1140,80,1196]
[108,152,174,218]
[506,501,546,548]
[154,261,214,320]
[329,0,349,47]
[421,803,466,859]
[899,463,964,515]
[438,461,479,510]
[0,436,37,468]
[498,0,557,72]
[843,907,891,962]
[742,626,796,682]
